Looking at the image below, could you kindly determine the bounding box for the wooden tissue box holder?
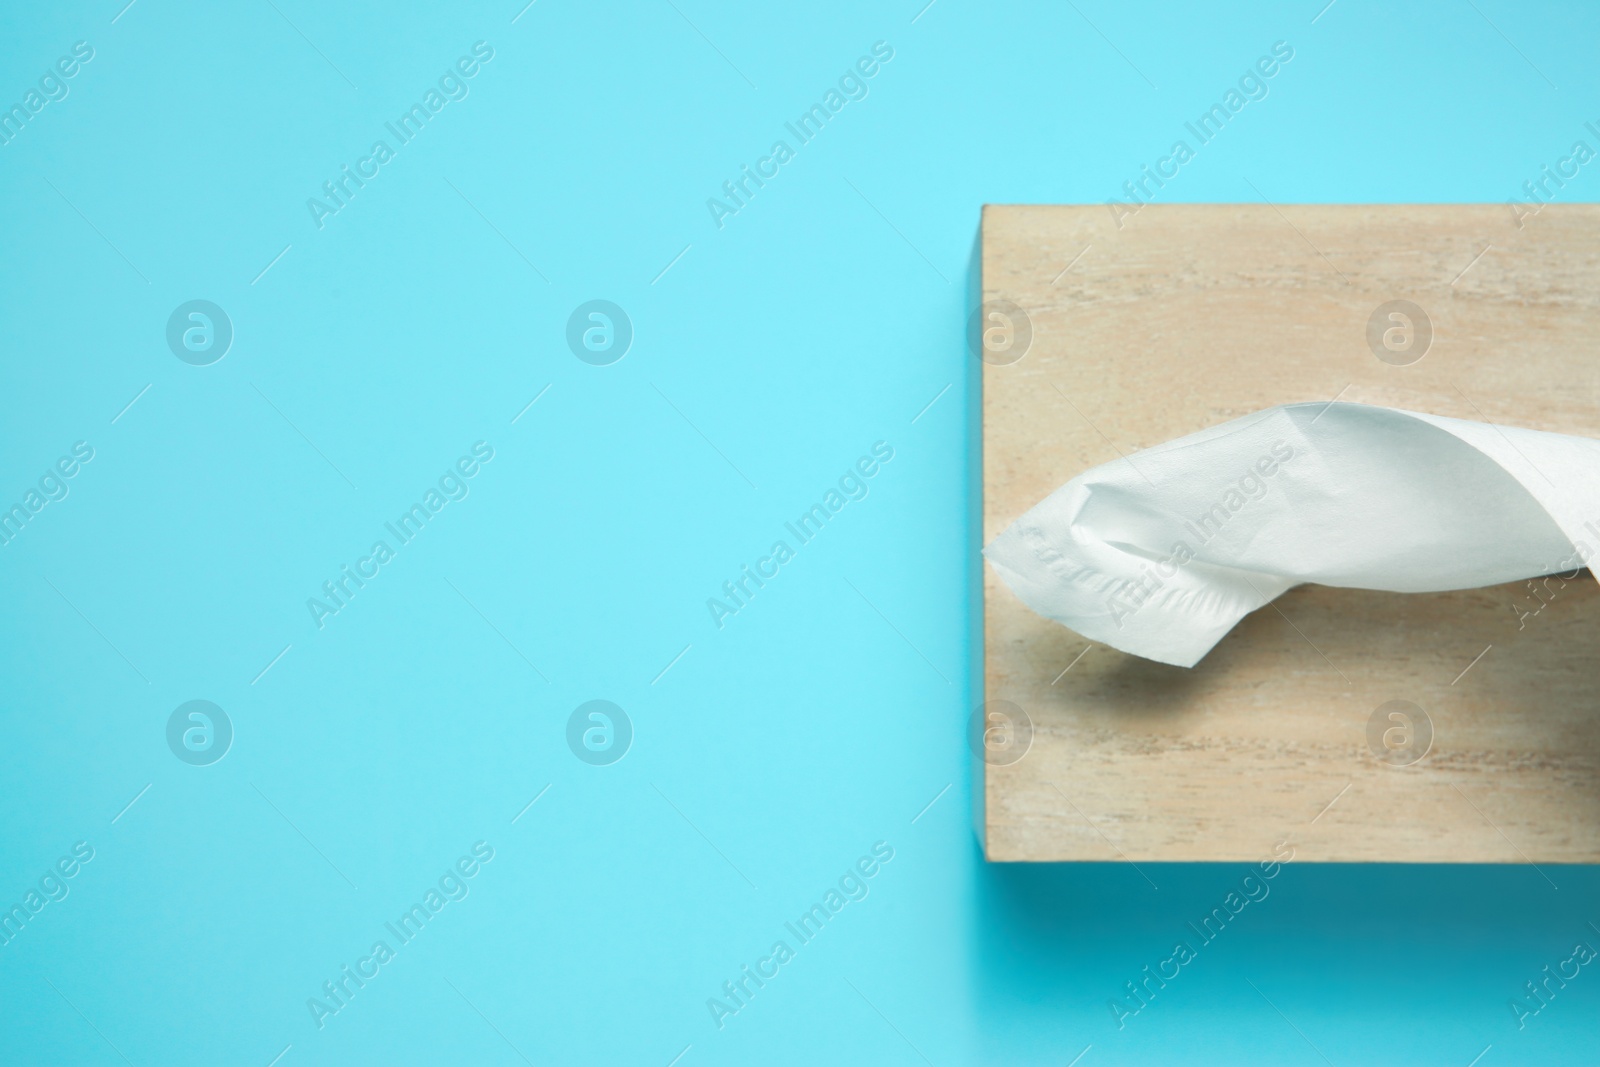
[975,203,1600,863]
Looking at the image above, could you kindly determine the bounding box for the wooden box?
[975,203,1600,863]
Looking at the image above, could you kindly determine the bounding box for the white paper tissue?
[983,402,1600,667]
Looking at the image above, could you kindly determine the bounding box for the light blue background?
[3,1,1598,1063]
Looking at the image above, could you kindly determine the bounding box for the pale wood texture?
[979,204,1600,863]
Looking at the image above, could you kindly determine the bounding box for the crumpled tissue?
[983,402,1600,667]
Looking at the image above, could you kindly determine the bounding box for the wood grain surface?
[978,203,1600,863]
